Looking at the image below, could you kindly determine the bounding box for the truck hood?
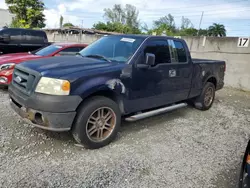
[20,56,115,78]
[0,53,41,65]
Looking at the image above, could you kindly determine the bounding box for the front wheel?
[193,82,215,111]
[72,96,121,149]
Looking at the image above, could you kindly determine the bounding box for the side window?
[23,30,45,44]
[35,31,47,42]
[58,47,82,56]
[168,40,187,63]
[144,40,171,65]
[2,29,21,36]
[24,30,33,42]
[7,29,22,43]
[1,29,19,36]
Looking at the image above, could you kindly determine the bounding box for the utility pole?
[197,11,204,36]
[81,20,84,28]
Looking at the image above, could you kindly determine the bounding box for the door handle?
[169,69,176,77]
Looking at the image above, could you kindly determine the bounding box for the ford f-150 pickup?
[9,35,226,149]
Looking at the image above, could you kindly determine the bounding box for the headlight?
[0,63,15,71]
[35,77,70,95]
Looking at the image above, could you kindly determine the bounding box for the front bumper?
[9,85,82,131]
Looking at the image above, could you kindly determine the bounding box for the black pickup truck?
[9,35,226,149]
[0,28,50,55]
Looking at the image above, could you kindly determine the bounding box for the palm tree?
[208,23,226,37]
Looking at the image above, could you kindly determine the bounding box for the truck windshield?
[79,35,145,63]
[35,45,62,56]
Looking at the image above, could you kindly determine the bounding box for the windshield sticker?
[120,38,135,43]
[55,46,63,49]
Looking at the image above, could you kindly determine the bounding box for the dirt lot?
[0,87,250,188]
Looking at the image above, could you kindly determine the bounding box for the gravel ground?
[0,87,250,188]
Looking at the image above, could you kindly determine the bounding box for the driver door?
[126,38,173,112]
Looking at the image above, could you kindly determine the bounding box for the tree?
[124,4,139,29]
[153,14,175,32]
[178,28,198,36]
[63,23,74,27]
[60,15,64,28]
[93,21,141,34]
[197,29,208,36]
[93,22,109,31]
[93,4,141,34]
[104,4,125,23]
[181,16,193,30]
[148,24,175,36]
[103,4,140,29]
[208,23,226,37]
[5,0,46,28]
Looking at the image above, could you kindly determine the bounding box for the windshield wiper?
[84,54,111,63]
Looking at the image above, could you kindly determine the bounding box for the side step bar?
[125,103,187,122]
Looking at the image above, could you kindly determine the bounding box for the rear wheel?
[72,96,121,149]
[193,82,215,111]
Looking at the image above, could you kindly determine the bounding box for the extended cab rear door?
[127,37,192,113]
[166,39,193,101]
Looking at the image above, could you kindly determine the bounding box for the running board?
[125,103,187,122]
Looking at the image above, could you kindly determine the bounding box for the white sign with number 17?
[238,37,249,47]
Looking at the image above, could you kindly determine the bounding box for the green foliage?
[94,4,227,36]
[148,23,175,36]
[148,14,226,37]
[5,0,46,28]
[178,28,198,36]
[207,23,226,37]
[63,23,74,27]
[104,4,139,29]
[197,29,208,36]
[96,4,140,34]
[93,21,141,34]
[181,16,193,30]
[153,14,176,32]
[104,4,125,23]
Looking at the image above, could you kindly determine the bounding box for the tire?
[193,82,215,111]
[72,96,121,149]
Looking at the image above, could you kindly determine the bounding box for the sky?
[0,0,250,36]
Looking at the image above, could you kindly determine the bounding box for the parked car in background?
[9,35,225,149]
[0,43,87,86]
[239,140,250,188]
[0,28,50,55]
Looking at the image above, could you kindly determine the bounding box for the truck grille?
[12,67,38,95]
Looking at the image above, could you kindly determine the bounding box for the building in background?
[0,9,14,28]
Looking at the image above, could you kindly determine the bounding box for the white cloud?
[58,4,66,14]
[44,3,80,28]
[0,0,7,9]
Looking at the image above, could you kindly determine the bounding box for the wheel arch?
[77,88,125,115]
[204,76,217,89]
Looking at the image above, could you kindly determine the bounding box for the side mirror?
[145,53,155,66]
